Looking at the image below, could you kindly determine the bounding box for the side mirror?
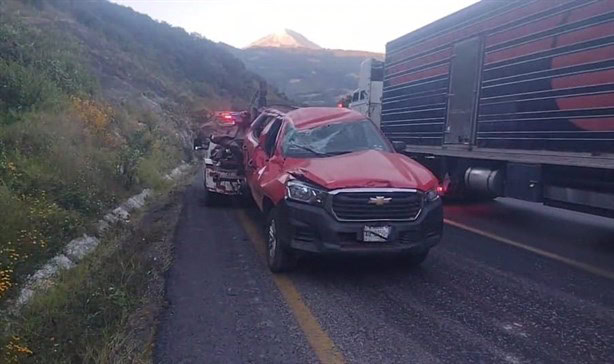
[392,140,406,153]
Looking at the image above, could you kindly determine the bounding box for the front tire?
[266,208,296,273]
[405,250,430,267]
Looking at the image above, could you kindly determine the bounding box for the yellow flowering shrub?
[0,160,81,301]
[0,266,13,297]
[71,96,113,133]
[3,336,33,363]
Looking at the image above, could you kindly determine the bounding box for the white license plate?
[363,225,391,242]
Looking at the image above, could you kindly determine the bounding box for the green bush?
[0,14,97,123]
[0,60,61,120]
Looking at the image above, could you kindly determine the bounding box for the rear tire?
[266,208,296,273]
[239,187,256,208]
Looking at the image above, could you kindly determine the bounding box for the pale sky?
[109,0,480,53]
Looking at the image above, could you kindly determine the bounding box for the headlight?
[424,188,440,202]
[286,180,327,206]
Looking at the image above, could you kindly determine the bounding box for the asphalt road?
[155,175,614,364]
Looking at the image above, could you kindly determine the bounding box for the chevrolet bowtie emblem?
[368,196,392,206]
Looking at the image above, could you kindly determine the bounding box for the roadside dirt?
[0,183,189,364]
[107,188,185,363]
[154,174,316,364]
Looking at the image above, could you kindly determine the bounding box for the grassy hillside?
[226,45,383,106]
[0,0,277,307]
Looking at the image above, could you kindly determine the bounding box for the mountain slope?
[55,0,285,110]
[0,0,283,312]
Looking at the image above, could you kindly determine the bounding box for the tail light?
[215,112,238,126]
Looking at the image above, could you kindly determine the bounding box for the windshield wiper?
[290,144,329,156]
[290,145,368,157]
[326,150,355,156]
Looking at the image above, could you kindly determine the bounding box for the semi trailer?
[374,0,614,217]
[349,58,384,126]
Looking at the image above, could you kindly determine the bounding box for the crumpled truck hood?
[284,150,437,191]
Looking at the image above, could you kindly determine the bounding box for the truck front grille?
[331,190,422,221]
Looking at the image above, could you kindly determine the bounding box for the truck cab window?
[360,90,367,100]
[352,92,359,102]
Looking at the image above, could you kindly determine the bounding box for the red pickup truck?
[242,107,443,272]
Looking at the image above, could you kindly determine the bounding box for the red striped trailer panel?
[382,0,614,154]
[386,0,577,64]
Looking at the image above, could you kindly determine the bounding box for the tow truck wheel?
[266,208,296,273]
[203,187,221,206]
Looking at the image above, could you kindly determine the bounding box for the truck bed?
[382,0,614,162]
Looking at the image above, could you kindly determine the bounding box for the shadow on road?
[229,198,428,277]
[295,254,426,276]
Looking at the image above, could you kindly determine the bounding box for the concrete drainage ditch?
[6,163,191,313]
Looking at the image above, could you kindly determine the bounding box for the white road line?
[444,218,614,281]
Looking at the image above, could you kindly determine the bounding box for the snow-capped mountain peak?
[247,29,322,49]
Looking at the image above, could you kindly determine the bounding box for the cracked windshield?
[283,120,390,157]
[1,0,613,363]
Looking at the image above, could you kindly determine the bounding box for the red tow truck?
[197,106,443,272]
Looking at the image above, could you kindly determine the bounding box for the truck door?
[246,117,283,209]
[444,36,483,145]
[245,115,275,196]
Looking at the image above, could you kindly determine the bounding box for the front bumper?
[276,198,443,255]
